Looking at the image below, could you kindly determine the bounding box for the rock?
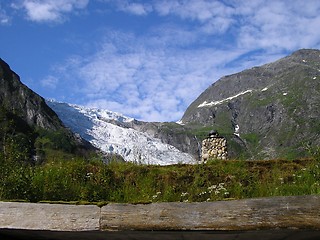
[180,49,320,160]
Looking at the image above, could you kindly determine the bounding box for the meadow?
[1,150,319,204]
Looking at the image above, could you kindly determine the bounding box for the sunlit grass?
[0,155,319,204]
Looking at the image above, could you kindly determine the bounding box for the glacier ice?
[47,100,196,165]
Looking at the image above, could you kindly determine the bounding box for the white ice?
[47,100,196,165]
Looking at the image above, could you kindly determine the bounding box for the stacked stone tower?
[201,130,227,162]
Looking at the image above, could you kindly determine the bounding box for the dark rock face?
[181,49,320,159]
[0,58,95,154]
[0,58,62,130]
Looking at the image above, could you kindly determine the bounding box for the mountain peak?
[181,49,320,160]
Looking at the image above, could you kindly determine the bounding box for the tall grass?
[0,154,319,203]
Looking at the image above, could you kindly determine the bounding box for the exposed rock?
[0,58,96,157]
[201,136,228,161]
[180,49,320,160]
[0,58,61,130]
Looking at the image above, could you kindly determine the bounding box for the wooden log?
[0,202,100,231]
[100,195,320,231]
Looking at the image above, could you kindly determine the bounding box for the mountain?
[47,101,198,165]
[3,49,318,164]
[0,58,95,162]
[180,49,320,159]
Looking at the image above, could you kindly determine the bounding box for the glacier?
[47,100,196,165]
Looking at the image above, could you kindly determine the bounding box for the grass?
[0,154,319,204]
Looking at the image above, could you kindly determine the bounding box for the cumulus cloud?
[13,0,89,22]
[235,1,320,51]
[115,0,320,48]
[31,0,320,121]
[52,29,248,122]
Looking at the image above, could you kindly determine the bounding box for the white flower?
[181,192,189,197]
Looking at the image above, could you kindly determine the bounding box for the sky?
[0,0,320,122]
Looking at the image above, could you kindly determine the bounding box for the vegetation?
[0,150,319,204]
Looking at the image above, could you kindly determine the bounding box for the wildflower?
[181,192,188,197]
[86,172,93,178]
[183,199,189,203]
[152,195,158,199]
[206,198,211,202]
[278,177,284,184]
[198,191,207,196]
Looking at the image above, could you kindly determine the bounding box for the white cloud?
[0,5,10,25]
[51,29,249,122]
[119,2,152,15]
[155,0,233,23]
[235,1,320,51]
[41,75,59,89]
[15,0,89,22]
[40,0,320,121]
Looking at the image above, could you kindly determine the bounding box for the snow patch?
[313,77,317,79]
[302,59,306,63]
[234,124,240,137]
[283,92,288,96]
[176,120,184,125]
[198,90,253,108]
[261,87,268,92]
[47,100,196,165]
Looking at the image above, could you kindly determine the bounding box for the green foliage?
[242,133,259,146]
[35,128,76,153]
[0,155,319,203]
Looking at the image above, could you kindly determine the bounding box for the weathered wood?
[0,202,100,231]
[100,195,320,231]
[0,195,319,232]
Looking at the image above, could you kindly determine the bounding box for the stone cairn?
[201,130,227,162]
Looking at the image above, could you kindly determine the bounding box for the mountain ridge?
[181,48,320,159]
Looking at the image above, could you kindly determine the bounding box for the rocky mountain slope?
[0,58,95,161]
[0,58,63,130]
[47,101,197,165]
[181,49,320,159]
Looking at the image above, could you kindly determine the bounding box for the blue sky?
[1,0,320,122]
